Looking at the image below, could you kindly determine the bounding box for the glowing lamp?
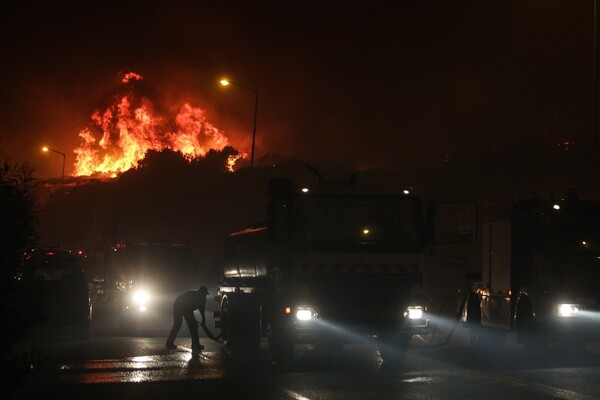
[41,146,66,190]
[556,303,582,317]
[133,290,150,305]
[296,309,312,321]
[218,77,258,167]
[405,306,424,319]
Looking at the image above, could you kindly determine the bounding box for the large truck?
[213,175,469,366]
[457,193,600,350]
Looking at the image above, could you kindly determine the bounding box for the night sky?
[0,1,596,192]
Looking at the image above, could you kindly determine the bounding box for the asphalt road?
[7,297,600,400]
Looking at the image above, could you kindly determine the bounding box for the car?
[21,248,93,339]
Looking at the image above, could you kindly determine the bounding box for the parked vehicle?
[20,248,93,339]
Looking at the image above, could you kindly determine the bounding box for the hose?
[201,323,223,343]
[414,291,468,347]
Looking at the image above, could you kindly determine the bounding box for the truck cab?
[108,239,200,334]
[216,176,431,365]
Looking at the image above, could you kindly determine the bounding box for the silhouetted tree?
[0,160,40,385]
[203,146,240,173]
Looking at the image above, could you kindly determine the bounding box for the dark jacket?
[173,290,207,323]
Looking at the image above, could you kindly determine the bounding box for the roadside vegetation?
[0,159,40,386]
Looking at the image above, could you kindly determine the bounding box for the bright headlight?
[133,290,150,306]
[295,306,319,321]
[556,303,582,317]
[404,306,424,319]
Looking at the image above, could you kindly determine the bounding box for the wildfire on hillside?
[73,72,244,178]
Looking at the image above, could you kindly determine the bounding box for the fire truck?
[457,194,600,350]
[214,175,461,366]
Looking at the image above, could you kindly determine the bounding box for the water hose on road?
[415,292,468,347]
[201,323,223,343]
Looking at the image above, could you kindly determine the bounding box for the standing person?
[165,286,209,355]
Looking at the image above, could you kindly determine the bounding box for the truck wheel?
[233,299,261,356]
[377,332,409,367]
[267,323,293,369]
[219,298,232,347]
[243,302,262,354]
[272,341,293,369]
[221,296,261,355]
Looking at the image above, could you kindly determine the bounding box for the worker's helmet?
[199,286,209,295]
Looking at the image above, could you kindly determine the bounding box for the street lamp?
[593,0,599,198]
[42,146,66,190]
[220,78,259,168]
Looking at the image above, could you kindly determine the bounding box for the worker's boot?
[191,343,204,356]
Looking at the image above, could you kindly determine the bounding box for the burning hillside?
[73,72,243,177]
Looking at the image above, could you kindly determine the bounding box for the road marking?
[284,389,312,400]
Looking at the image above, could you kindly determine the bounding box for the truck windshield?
[291,194,422,251]
[111,243,197,289]
[560,201,600,254]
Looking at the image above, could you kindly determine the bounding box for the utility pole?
[593,0,599,198]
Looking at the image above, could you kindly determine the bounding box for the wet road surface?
[9,331,600,400]
[7,297,600,399]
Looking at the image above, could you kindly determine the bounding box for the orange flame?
[74,72,243,177]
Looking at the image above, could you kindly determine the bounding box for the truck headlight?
[132,290,150,311]
[555,303,582,317]
[404,306,424,320]
[290,306,319,321]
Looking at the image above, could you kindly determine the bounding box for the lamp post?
[42,146,66,190]
[220,79,258,168]
[593,0,599,198]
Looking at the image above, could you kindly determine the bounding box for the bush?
[0,160,40,385]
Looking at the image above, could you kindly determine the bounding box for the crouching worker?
[165,285,209,355]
